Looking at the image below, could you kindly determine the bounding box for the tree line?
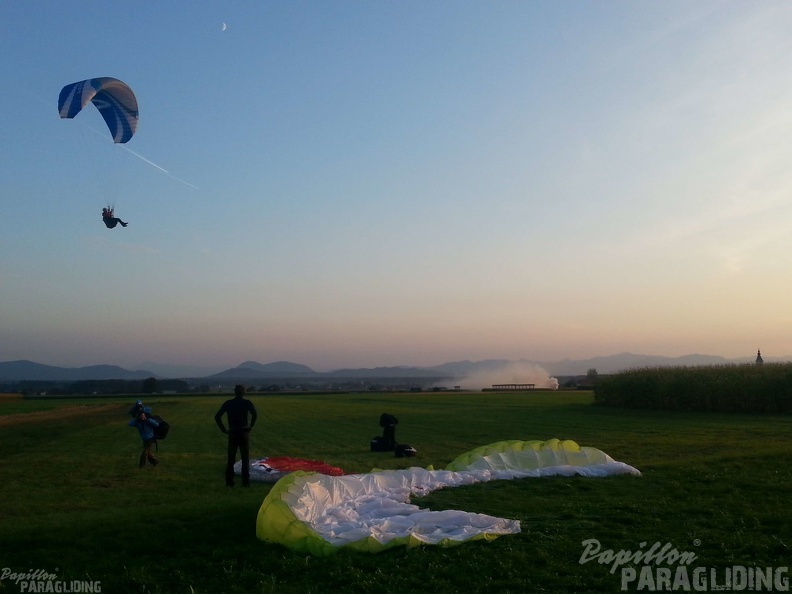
[5,377,189,396]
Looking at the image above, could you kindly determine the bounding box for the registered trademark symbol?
[693,539,701,547]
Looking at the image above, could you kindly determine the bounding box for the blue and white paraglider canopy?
[58,77,139,144]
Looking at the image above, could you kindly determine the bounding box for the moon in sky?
[221,22,227,31]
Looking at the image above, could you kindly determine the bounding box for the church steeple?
[756,349,764,365]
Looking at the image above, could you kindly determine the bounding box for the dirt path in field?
[0,403,126,427]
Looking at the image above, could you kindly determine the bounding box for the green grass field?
[1,391,790,594]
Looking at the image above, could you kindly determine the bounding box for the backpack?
[394,444,417,458]
[151,415,170,440]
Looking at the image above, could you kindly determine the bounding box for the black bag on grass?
[394,444,417,458]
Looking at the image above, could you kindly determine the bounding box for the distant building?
[756,349,764,365]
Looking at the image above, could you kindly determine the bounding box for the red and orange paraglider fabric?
[234,456,344,483]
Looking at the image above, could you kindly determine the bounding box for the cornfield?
[593,362,792,413]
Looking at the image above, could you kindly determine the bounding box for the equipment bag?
[151,415,170,440]
[394,444,417,458]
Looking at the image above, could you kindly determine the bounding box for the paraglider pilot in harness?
[102,206,128,228]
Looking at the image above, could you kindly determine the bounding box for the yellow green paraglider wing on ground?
[256,439,639,556]
[445,438,634,476]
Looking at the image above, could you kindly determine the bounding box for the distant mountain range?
[0,360,155,382]
[0,352,782,382]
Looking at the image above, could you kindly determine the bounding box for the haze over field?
[3,2,792,372]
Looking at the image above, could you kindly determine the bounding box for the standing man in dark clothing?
[215,385,258,487]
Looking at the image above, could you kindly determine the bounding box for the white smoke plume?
[457,362,559,391]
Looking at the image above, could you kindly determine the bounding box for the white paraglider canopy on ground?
[256,439,641,555]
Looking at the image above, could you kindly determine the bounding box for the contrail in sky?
[120,145,200,190]
[80,125,200,190]
[121,145,169,173]
[30,89,201,190]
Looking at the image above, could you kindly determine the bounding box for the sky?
[3,1,792,372]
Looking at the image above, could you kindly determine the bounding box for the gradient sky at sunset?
[3,1,792,371]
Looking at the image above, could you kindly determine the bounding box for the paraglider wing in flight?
[58,77,139,143]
